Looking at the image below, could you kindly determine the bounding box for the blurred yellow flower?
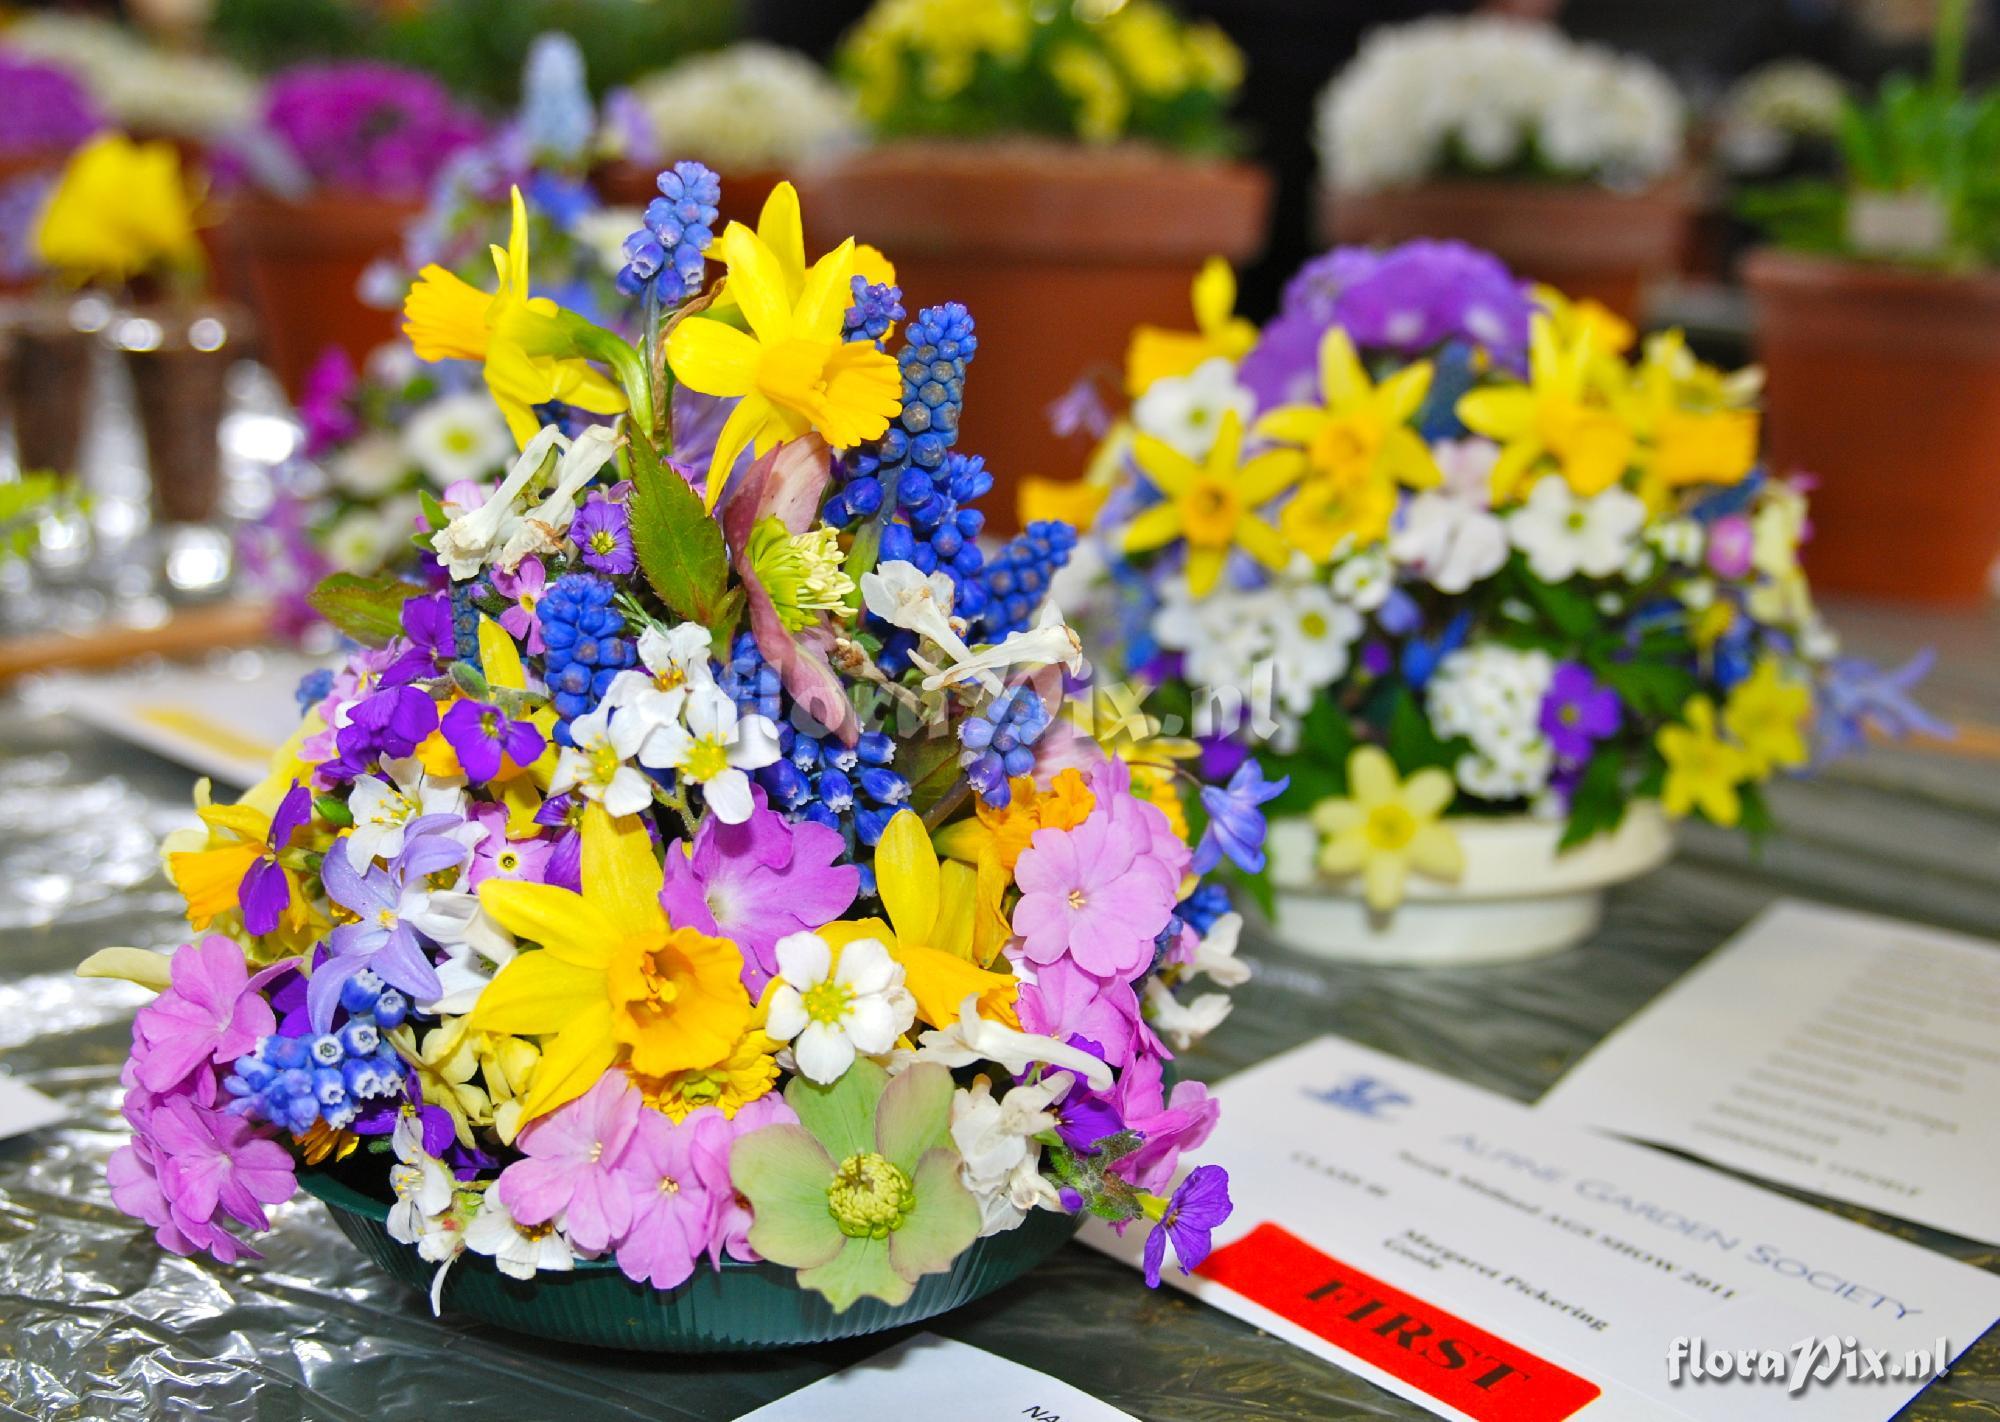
[35,134,204,285]
[1311,746,1463,912]
[1126,258,1258,395]
[1123,408,1297,597]
[403,186,628,447]
[1458,314,1636,504]
[1658,697,1753,827]
[667,219,901,507]
[1051,41,1129,141]
[1724,658,1812,777]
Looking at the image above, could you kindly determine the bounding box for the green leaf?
[626,434,733,631]
[1515,565,1599,643]
[1386,686,1459,774]
[1596,658,1698,723]
[1263,698,1354,818]
[1738,782,1777,846]
[307,572,410,645]
[449,660,491,702]
[1558,749,1628,851]
[900,733,963,814]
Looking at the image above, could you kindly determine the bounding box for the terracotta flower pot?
[217,191,423,400]
[116,303,253,527]
[1744,248,2000,607]
[2,299,97,478]
[1319,177,1691,323]
[797,141,1271,533]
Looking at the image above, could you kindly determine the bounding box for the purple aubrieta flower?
[0,53,102,158]
[533,792,586,892]
[309,832,462,1029]
[238,781,313,937]
[1540,662,1622,764]
[1142,1164,1232,1288]
[1192,758,1289,876]
[296,346,360,459]
[382,592,456,687]
[569,497,635,575]
[260,62,485,200]
[440,699,545,783]
[321,685,440,785]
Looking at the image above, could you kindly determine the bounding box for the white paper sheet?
[40,651,323,788]
[734,1333,1136,1422]
[1084,1035,2000,1422]
[1540,900,2000,1246]
[0,1076,65,1142]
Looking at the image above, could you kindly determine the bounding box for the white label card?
[734,1333,1138,1422]
[1540,900,2000,1246]
[0,1076,65,1142]
[1083,1034,2000,1422]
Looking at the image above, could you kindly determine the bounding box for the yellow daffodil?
[667,220,901,507]
[629,1026,783,1121]
[1311,746,1463,912]
[1658,697,1753,827]
[1723,658,1812,777]
[468,804,752,1125]
[1535,286,1636,357]
[1126,258,1259,396]
[403,187,628,447]
[1257,327,1440,556]
[1457,314,1636,504]
[934,768,1096,876]
[713,182,895,319]
[1018,473,1110,535]
[1619,333,1760,509]
[859,810,1018,1023]
[35,134,204,286]
[1123,409,1297,597]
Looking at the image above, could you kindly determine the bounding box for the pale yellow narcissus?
[1123,408,1297,598]
[402,187,629,447]
[467,804,752,1124]
[1722,658,1812,778]
[1125,257,1259,396]
[1311,746,1464,913]
[1456,314,1637,505]
[667,218,902,508]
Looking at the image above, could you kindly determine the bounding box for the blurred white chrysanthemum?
[629,43,860,174]
[1316,17,1682,192]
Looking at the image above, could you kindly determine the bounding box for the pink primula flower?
[686,1095,797,1267]
[611,1110,713,1290]
[110,1095,296,1261]
[497,1070,642,1253]
[131,936,277,1095]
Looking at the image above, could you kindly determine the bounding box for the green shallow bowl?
[297,1166,1081,1351]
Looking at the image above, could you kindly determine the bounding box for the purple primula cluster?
[259,63,486,200]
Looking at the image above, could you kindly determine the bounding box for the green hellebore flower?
[730,1059,981,1312]
[747,517,856,633]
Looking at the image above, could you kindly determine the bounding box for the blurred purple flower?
[261,63,485,200]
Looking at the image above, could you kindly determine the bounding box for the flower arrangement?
[254,62,486,201]
[86,160,1248,1324]
[3,15,260,144]
[1051,242,1941,913]
[1317,18,1682,194]
[628,43,861,176]
[838,0,1241,152]
[0,49,103,161]
[1740,0,1998,267]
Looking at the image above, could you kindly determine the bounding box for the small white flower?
[637,684,781,824]
[548,701,658,818]
[463,1191,576,1281]
[1153,575,1274,693]
[1260,580,1363,716]
[387,1106,460,1263]
[404,392,514,490]
[1507,478,1647,583]
[1426,644,1555,803]
[1143,979,1233,1052]
[345,758,467,869]
[1330,547,1394,611]
[1131,356,1255,460]
[915,604,1083,694]
[1391,438,1507,593]
[633,622,717,696]
[764,932,916,1084]
[432,426,566,581]
[859,560,980,671]
[951,1074,1064,1237]
[1647,517,1706,565]
[323,507,398,574]
[1186,912,1251,987]
[916,994,1113,1091]
[329,432,410,498]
